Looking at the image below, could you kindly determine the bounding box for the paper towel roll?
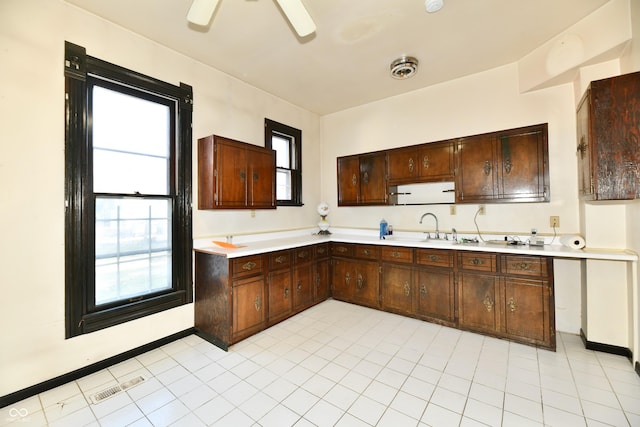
[560,234,586,249]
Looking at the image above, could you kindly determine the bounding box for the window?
[265,119,302,206]
[64,41,193,337]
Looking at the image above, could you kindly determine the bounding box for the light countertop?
[194,228,638,262]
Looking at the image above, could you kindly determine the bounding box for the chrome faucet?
[452,228,457,242]
[419,212,439,239]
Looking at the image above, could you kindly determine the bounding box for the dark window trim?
[265,118,303,206]
[64,41,193,338]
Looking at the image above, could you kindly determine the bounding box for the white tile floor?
[2,299,640,426]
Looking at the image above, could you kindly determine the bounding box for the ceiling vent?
[390,56,419,80]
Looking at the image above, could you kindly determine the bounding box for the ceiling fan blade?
[187,0,220,26]
[274,0,316,37]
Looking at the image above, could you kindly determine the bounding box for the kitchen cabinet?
[456,124,549,203]
[577,71,640,200]
[457,252,500,334]
[198,135,276,209]
[337,153,388,206]
[415,249,455,324]
[387,140,455,184]
[330,243,380,308]
[381,246,415,314]
[267,250,293,324]
[457,252,555,348]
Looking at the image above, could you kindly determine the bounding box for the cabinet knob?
[471,258,481,265]
[275,255,287,264]
[345,272,351,285]
[504,159,512,174]
[508,297,517,313]
[351,173,357,186]
[420,284,427,295]
[297,283,302,292]
[356,274,364,290]
[429,254,440,262]
[242,261,257,271]
[483,161,492,176]
[284,288,289,298]
[408,157,415,172]
[483,295,494,312]
[423,155,429,170]
[392,251,401,258]
[254,295,261,311]
[403,282,410,297]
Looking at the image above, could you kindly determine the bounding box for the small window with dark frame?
[265,119,302,206]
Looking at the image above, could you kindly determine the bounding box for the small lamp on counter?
[317,202,331,235]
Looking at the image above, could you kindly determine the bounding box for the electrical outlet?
[450,205,456,215]
[478,205,485,215]
[550,216,560,228]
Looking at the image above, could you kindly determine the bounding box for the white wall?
[0,0,320,397]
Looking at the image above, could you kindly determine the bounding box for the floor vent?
[89,375,145,404]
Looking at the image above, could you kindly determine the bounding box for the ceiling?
[64,0,609,115]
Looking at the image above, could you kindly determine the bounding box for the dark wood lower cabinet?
[195,243,555,350]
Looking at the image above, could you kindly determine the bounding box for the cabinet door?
[416,268,455,323]
[388,147,419,183]
[503,277,553,346]
[419,141,455,181]
[215,140,248,207]
[381,264,414,314]
[496,125,549,202]
[456,134,497,202]
[331,258,354,301]
[268,269,292,324]
[576,90,593,198]
[249,147,276,208]
[337,156,360,205]
[315,258,330,301]
[458,272,500,333]
[352,260,380,308]
[359,153,388,204]
[233,276,266,341]
[293,263,314,310]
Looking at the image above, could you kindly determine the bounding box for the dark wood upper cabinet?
[577,71,640,200]
[337,152,388,206]
[456,124,549,203]
[388,140,455,184]
[198,135,276,209]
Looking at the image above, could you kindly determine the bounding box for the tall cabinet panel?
[577,71,640,200]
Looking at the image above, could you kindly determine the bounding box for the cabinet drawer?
[416,249,453,268]
[355,245,380,260]
[381,246,414,263]
[459,252,497,272]
[502,255,548,277]
[269,250,292,270]
[232,255,264,279]
[294,246,313,264]
[331,243,354,257]
[315,243,330,259]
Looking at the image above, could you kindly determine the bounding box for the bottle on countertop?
[379,218,388,240]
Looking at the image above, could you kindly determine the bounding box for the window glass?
[272,135,291,169]
[92,86,170,195]
[95,198,171,305]
[276,169,292,200]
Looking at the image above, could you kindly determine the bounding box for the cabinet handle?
[504,159,512,174]
[423,155,429,170]
[515,262,531,271]
[471,258,481,265]
[240,170,246,182]
[298,251,308,259]
[284,287,289,298]
[429,254,440,262]
[362,171,369,184]
[483,160,492,176]
[577,137,588,158]
[391,251,401,258]
[420,284,427,295]
[315,274,320,287]
[242,261,257,271]
[508,297,517,313]
[483,295,494,312]
[336,246,347,253]
[408,157,415,172]
[345,272,351,285]
[297,283,302,292]
[363,249,370,256]
[403,281,410,297]
[275,255,287,264]
[253,172,259,181]
[318,247,326,255]
[351,173,357,186]
[356,274,364,290]
[254,295,261,311]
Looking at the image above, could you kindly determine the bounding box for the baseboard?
[579,328,633,362]
[0,327,196,409]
